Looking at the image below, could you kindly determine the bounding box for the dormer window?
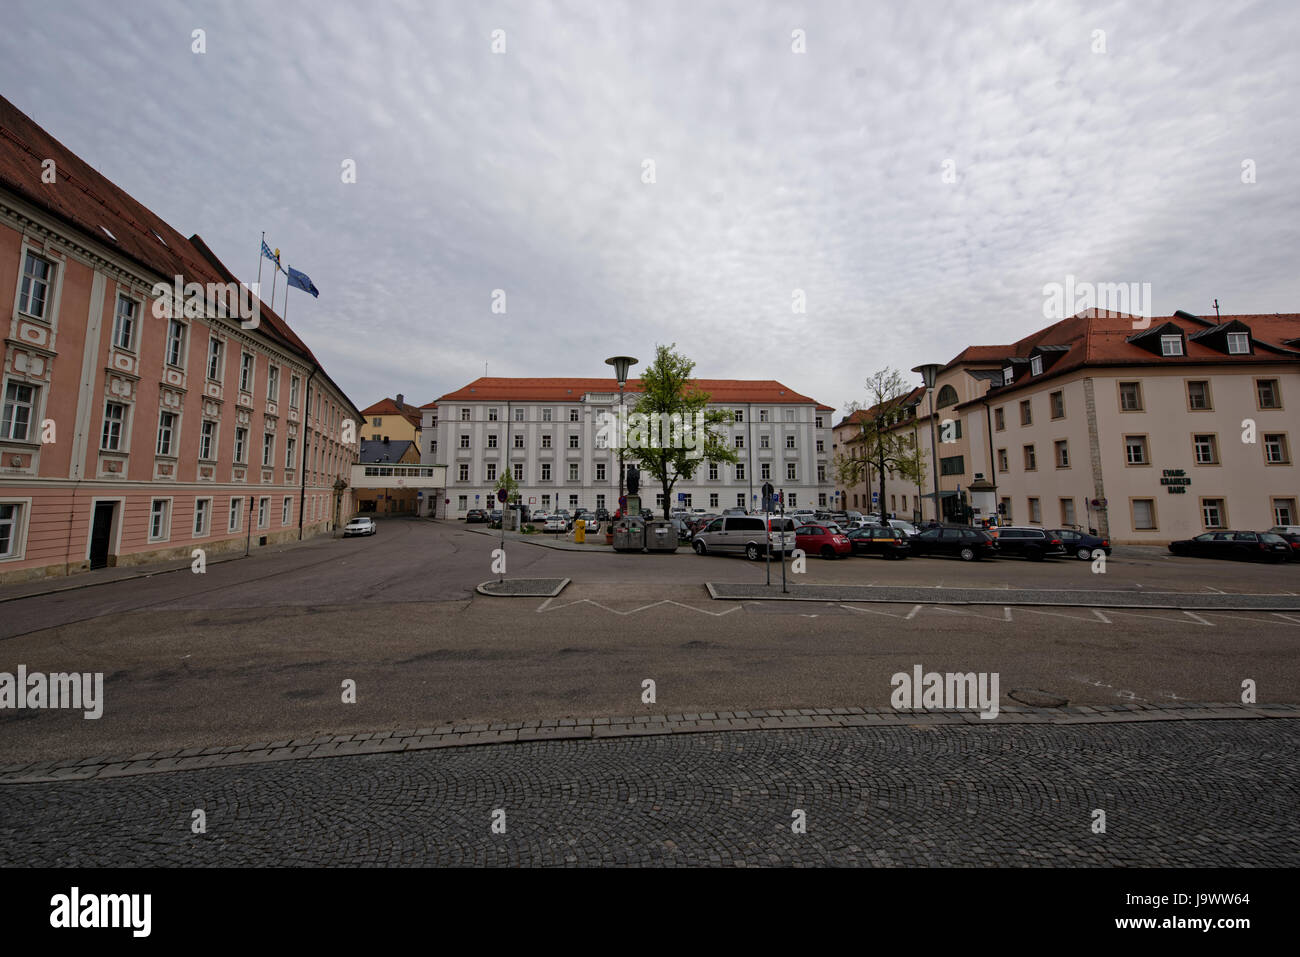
[1030,356,1043,376]
[1003,366,1014,384]
[1160,335,1184,356]
[1226,332,1250,355]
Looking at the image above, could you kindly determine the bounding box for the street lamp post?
[605,355,638,516]
[912,363,943,524]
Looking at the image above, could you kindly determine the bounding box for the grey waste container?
[645,519,678,552]
[612,518,646,552]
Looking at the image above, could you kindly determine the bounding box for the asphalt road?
[1,518,1297,766]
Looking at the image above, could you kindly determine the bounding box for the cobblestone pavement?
[1,720,1295,866]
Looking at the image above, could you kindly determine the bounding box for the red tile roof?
[833,386,925,431]
[360,397,423,427]
[0,94,359,415]
[432,377,830,407]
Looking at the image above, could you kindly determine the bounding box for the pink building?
[0,96,361,583]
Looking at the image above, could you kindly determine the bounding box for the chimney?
[396,393,404,406]
[383,436,390,444]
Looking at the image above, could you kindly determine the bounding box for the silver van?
[691,514,797,560]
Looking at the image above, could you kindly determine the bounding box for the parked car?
[844,511,864,524]
[595,508,610,522]
[529,510,550,526]
[465,508,489,524]
[907,525,1000,561]
[1050,528,1111,560]
[670,517,693,543]
[692,514,797,560]
[1169,531,1291,563]
[343,516,377,537]
[886,519,920,538]
[991,526,1066,561]
[846,525,911,559]
[543,516,568,534]
[721,507,748,516]
[1267,526,1300,561]
[795,523,853,559]
[489,509,502,523]
[688,513,718,535]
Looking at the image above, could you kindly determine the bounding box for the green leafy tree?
[626,343,738,519]
[836,368,926,516]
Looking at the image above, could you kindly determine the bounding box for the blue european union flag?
[287,266,319,298]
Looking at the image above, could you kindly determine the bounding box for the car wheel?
[693,540,707,555]
[745,543,761,561]
[1027,547,1044,561]
[1076,546,1092,560]
[820,545,836,560]
[959,546,976,562]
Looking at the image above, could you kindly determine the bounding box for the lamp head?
[605,355,638,388]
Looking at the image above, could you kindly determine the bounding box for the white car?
[543,516,567,533]
[888,519,919,537]
[343,516,376,537]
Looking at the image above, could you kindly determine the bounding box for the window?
[759,409,769,423]
[786,463,797,481]
[735,463,746,481]
[818,493,827,507]
[239,352,254,392]
[568,434,579,449]
[1028,498,1042,524]
[541,435,551,449]
[997,448,1008,472]
[1193,434,1218,465]
[1160,335,1184,356]
[1019,400,1032,426]
[761,463,771,480]
[166,319,187,367]
[481,433,495,450]
[940,455,964,476]
[569,409,579,422]
[568,463,579,481]
[1119,382,1143,411]
[999,497,1012,521]
[2,382,36,441]
[229,498,243,532]
[1003,366,1014,385]
[112,295,137,351]
[19,251,55,319]
[234,427,248,463]
[1226,332,1250,354]
[817,464,826,482]
[788,494,798,507]
[785,435,795,449]
[734,409,744,423]
[204,337,224,381]
[194,498,211,536]
[457,495,468,511]
[486,462,497,481]
[488,408,498,421]
[707,463,718,481]
[994,408,1005,431]
[734,435,744,449]
[513,434,524,449]
[1055,440,1069,468]
[709,493,719,508]
[285,436,296,469]
[283,497,292,524]
[737,494,746,508]
[1132,499,1156,530]
[290,376,300,409]
[1030,356,1043,376]
[513,463,524,481]
[1273,498,1297,526]
[514,408,524,422]
[263,433,275,467]
[267,366,279,401]
[1187,380,1211,410]
[460,408,471,421]
[541,463,551,481]
[200,420,216,460]
[430,440,438,454]
[785,409,796,423]
[1124,435,1148,465]
[1060,498,1075,526]
[1050,391,1065,419]
[815,416,823,428]
[816,439,824,452]
[596,463,606,481]
[258,498,269,528]
[1201,498,1226,529]
[596,494,606,510]
[154,412,177,456]
[1023,444,1036,471]
[149,499,170,541]
[759,435,770,449]
[542,409,552,422]
[459,434,470,449]
[458,463,469,482]
[102,402,126,451]
[1256,378,1281,410]
[1264,433,1290,464]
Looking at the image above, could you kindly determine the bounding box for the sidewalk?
[452,519,615,552]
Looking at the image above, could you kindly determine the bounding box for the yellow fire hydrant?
[575,518,585,543]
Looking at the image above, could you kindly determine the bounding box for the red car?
[795,523,852,559]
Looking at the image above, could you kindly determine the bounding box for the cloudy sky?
[2,0,1296,416]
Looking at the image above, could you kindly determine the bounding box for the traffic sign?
[497,489,508,503]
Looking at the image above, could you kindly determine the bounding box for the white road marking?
[1274,613,1300,624]
[906,604,923,620]
[838,604,911,619]
[1018,606,1111,624]
[1183,611,1213,626]
[536,598,741,617]
[1106,608,1214,626]
[1092,609,1111,624]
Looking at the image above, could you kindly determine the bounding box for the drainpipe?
[983,399,998,521]
[298,364,319,540]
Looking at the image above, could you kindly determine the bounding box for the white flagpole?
[283,273,292,325]
[255,231,265,304]
[269,257,279,317]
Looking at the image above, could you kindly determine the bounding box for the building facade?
[354,438,420,514]
[0,95,361,583]
[421,377,835,517]
[359,394,422,444]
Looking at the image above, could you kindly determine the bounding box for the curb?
[475,577,570,597]
[3,703,1295,785]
